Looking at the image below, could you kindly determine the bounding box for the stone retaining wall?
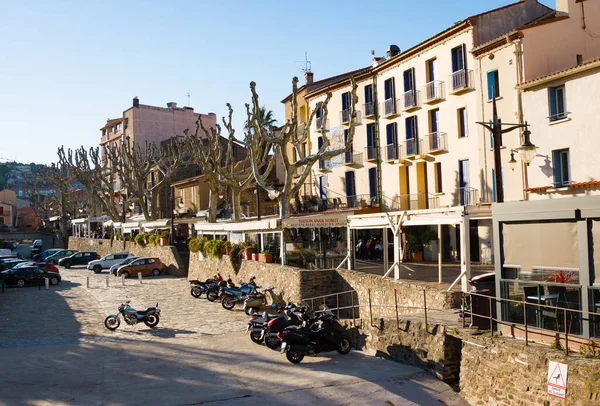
[68,237,185,276]
[459,335,600,406]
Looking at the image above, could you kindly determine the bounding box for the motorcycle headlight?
[262,311,268,319]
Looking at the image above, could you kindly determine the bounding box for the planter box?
[252,253,258,261]
[225,247,232,255]
[411,251,423,262]
[160,237,169,246]
[243,249,255,260]
[258,253,273,263]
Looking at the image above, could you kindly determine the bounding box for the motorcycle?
[243,284,287,316]
[190,273,224,299]
[278,305,352,364]
[263,303,312,349]
[104,300,161,330]
[220,276,260,310]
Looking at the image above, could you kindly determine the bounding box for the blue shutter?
[487,71,495,100]
[451,48,458,72]
[552,150,561,186]
[405,118,412,140]
[369,168,377,199]
[548,87,558,120]
[491,169,496,202]
[318,136,323,151]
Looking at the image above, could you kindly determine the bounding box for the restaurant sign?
[282,213,349,229]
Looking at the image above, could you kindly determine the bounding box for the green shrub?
[421,229,438,244]
[230,243,244,274]
[135,233,148,247]
[261,249,270,255]
[160,230,169,238]
[223,240,232,248]
[189,237,201,253]
[151,234,160,245]
[406,234,422,253]
[203,239,224,259]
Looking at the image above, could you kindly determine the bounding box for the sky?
[0,0,553,165]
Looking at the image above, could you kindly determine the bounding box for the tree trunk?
[279,193,290,219]
[208,190,219,223]
[59,192,69,247]
[231,187,242,222]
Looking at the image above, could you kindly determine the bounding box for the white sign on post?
[547,361,568,399]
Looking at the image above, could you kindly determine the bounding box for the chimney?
[304,71,314,85]
[133,96,139,108]
[386,45,400,58]
[167,102,177,109]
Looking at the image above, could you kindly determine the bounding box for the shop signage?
[282,213,348,229]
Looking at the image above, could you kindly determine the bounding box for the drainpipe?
[513,37,529,201]
[372,73,382,206]
[477,57,489,202]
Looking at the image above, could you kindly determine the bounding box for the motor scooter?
[221,276,260,310]
[243,285,287,316]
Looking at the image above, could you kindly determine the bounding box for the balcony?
[363,102,376,118]
[402,90,421,111]
[457,187,479,206]
[364,146,378,162]
[383,98,400,118]
[449,69,473,94]
[339,110,362,125]
[384,143,399,162]
[318,159,332,172]
[423,132,447,154]
[394,193,440,210]
[344,150,363,166]
[401,138,420,159]
[315,117,329,131]
[424,81,445,104]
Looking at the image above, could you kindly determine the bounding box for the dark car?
[58,251,100,269]
[45,249,78,265]
[13,261,59,273]
[33,249,62,262]
[1,266,61,288]
[0,259,27,271]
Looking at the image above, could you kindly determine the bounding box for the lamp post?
[477,91,538,203]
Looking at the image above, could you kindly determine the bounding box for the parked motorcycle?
[243,284,287,316]
[104,300,161,330]
[221,276,260,310]
[278,305,352,364]
[263,303,312,349]
[190,273,224,299]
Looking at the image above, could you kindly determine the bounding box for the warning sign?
[547,361,568,399]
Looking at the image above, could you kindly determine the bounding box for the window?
[384,78,395,100]
[426,58,436,82]
[548,86,567,121]
[552,149,570,187]
[487,70,500,100]
[451,44,466,73]
[405,116,418,155]
[434,162,443,193]
[366,124,376,160]
[0,207,3,215]
[341,92,351,122]
[403,68,415,93]
[457,108,467,138]
[368,168,378,199]
[364,85,374,116]
[386,123,398,160]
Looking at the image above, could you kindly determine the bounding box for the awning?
[194,217,279,232]
[122,222,141,231]
[103,220,114,227]
[282,213,349,229]
[49,216,61,222]
[71,218,87,224]
[142,219,171,230]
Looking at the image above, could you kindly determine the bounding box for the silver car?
[87,252,133,273]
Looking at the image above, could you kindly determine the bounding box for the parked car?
[87,252,133,274]
[14,261,59,273]
[0,259,27,271]
[116,257,167,278]
[110,256,140,275]
[32,240,43,248]
[45,250,78,265]
[58,251,100,269]
[33,249,62,262]
[1,266,61,287]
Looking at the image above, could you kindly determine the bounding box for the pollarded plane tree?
[245,77,358,219]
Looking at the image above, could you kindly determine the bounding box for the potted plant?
[406,233,423,262]
[224,240,233,255]
[252,252,259,261]
[160,230,170,246]
[258,249,273,263]
[243,244,256,260]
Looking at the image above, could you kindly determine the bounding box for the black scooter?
[278,306,352,364]
[263,303,311,349]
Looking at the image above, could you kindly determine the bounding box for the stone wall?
[68,237,185,276]
[459,335,600,406]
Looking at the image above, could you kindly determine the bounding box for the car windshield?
[122,257,137,264]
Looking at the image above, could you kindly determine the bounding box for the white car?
[87,252,132,273]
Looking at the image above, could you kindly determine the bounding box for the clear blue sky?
[0,0,553,165]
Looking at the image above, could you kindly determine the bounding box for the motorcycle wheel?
[286,349,304,364]
[104,315,120,331]
[221,296,236,310]
[336,337,352,354]
[190,288,202,298]
[144,314,160,328]
[244,307,257,316]
[265,335,281,350]
[249,331,263,344]
[206,291,219,302]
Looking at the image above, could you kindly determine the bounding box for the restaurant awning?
[142,219,171,230]
[194,217,279,232]
[282,213,349,229]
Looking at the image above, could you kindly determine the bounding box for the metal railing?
[457,187,478,206]
[383,98,399,116]
[403,90,420,110]
[461,291,600,356]
[424,132,447,153]
[385,143,399,161]
[340,109,350,124]
[318,159,332,171]
[346,194,378,209]
[316,117,329,130]
[424,80,444,102]
[363,102,375,117]
[450,69,473,93]
[344,150,362,165]
[394,193,440,210]
[403,138,419,157]
[364,146,377,161]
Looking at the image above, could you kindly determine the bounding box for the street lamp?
[477,90,537,203]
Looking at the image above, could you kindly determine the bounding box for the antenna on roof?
[371,49,375,56]
[186,91,191,107]
[295,51,312,73]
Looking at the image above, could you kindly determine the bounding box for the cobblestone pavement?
[0,266,468,405]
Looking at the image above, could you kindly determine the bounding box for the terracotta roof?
[304,66,372,98]
[524,185,551,193]
[525,180,600,193]
[520,57,600,89]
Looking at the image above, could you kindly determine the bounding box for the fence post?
[105,275,109,287]
[121,274,125,286]
[138,272,142,284]
[564,310,569,356]
[368,288,373,326]
[87,277,90,289]
[45,278,49,290]
[523,299,528,346]
[462,293,466,328]
[394,289,399,328]
[489,296,493,335]
[351,293,355,324]
[423,289,428,329]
